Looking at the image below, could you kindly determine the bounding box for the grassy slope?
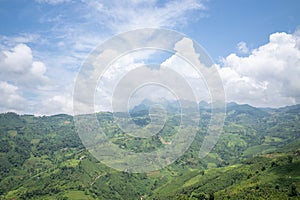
[150,150,300,199]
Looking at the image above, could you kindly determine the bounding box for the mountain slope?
[0,103,299,199]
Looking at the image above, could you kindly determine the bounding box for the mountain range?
[0,102,299,199]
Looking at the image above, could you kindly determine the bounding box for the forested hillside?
[0,103,299,199]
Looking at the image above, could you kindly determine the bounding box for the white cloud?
[0,44,74,115]
[0,81,26,113]
[219,31,300,107]
[161,38,208,100]
[5,1,300,115]
[35,0,71,5]
[0,44,48,87]
[0,34,40,49]
[161,37,226,103]
[93,51,146,112]
[40,94,73,115]
[0,0,209,115]
[83,0,206,32]
[237,41,249,54]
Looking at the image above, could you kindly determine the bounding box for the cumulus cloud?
[161,37,226,104]
[38,94,73,115]
[0,44,73,115]
[0,81,26,113]
[1,0,209,115]
[93,52,146,112]
[3,1,299,115]
[218,31,300,107]
[161,38,209,101]
[0,44,48,87]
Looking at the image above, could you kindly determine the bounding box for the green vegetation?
[0,103,299,199]
[151,151,300,199]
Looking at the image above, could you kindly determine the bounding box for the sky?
[0,0,300,115]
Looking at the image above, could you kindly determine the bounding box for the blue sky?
[1,0,299,59]
[0,0,300,114]
[190,0,300,59]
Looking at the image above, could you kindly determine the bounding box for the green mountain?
[0,103,299,199]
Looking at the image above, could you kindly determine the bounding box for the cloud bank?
[218,31,300,107]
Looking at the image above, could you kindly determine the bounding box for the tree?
[289,182,298,197]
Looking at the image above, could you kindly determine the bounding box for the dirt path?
[159,136,172,145]
[90,173,106,186]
